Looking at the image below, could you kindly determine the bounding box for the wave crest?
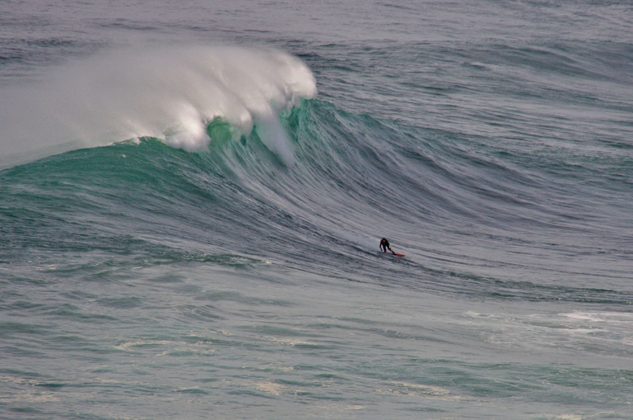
[0,45,317,164]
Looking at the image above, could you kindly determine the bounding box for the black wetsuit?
[380,238,392,253]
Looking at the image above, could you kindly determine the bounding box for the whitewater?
[1,0,633,418]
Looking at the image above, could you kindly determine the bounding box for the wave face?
[1,0,633,418]
[2,96,631,301]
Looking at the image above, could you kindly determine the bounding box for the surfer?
[380,238,396,254]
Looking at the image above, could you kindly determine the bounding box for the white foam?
[114,339,173,352]
[459,309,633,354]
[622,337,633,346]
[269,337,313,347]
[562,311,633,323]
[254,381,284,396]
[0,44,317,164]
[376,382,461,401]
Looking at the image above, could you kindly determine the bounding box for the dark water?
[1,1,633,418]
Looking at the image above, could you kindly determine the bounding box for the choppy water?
[1,0,633,418]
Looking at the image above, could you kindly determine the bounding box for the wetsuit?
[380,238,393,253]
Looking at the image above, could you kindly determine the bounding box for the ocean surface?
[1,0,633,418]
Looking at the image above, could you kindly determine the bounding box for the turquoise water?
[1,1,633,418]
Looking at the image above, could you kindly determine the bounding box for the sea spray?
[0,45,317,165]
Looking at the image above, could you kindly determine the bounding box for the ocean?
[1,0,633,418]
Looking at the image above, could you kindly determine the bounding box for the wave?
[2,96,631,305]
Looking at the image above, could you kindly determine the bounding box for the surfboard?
[379,251,405,258]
